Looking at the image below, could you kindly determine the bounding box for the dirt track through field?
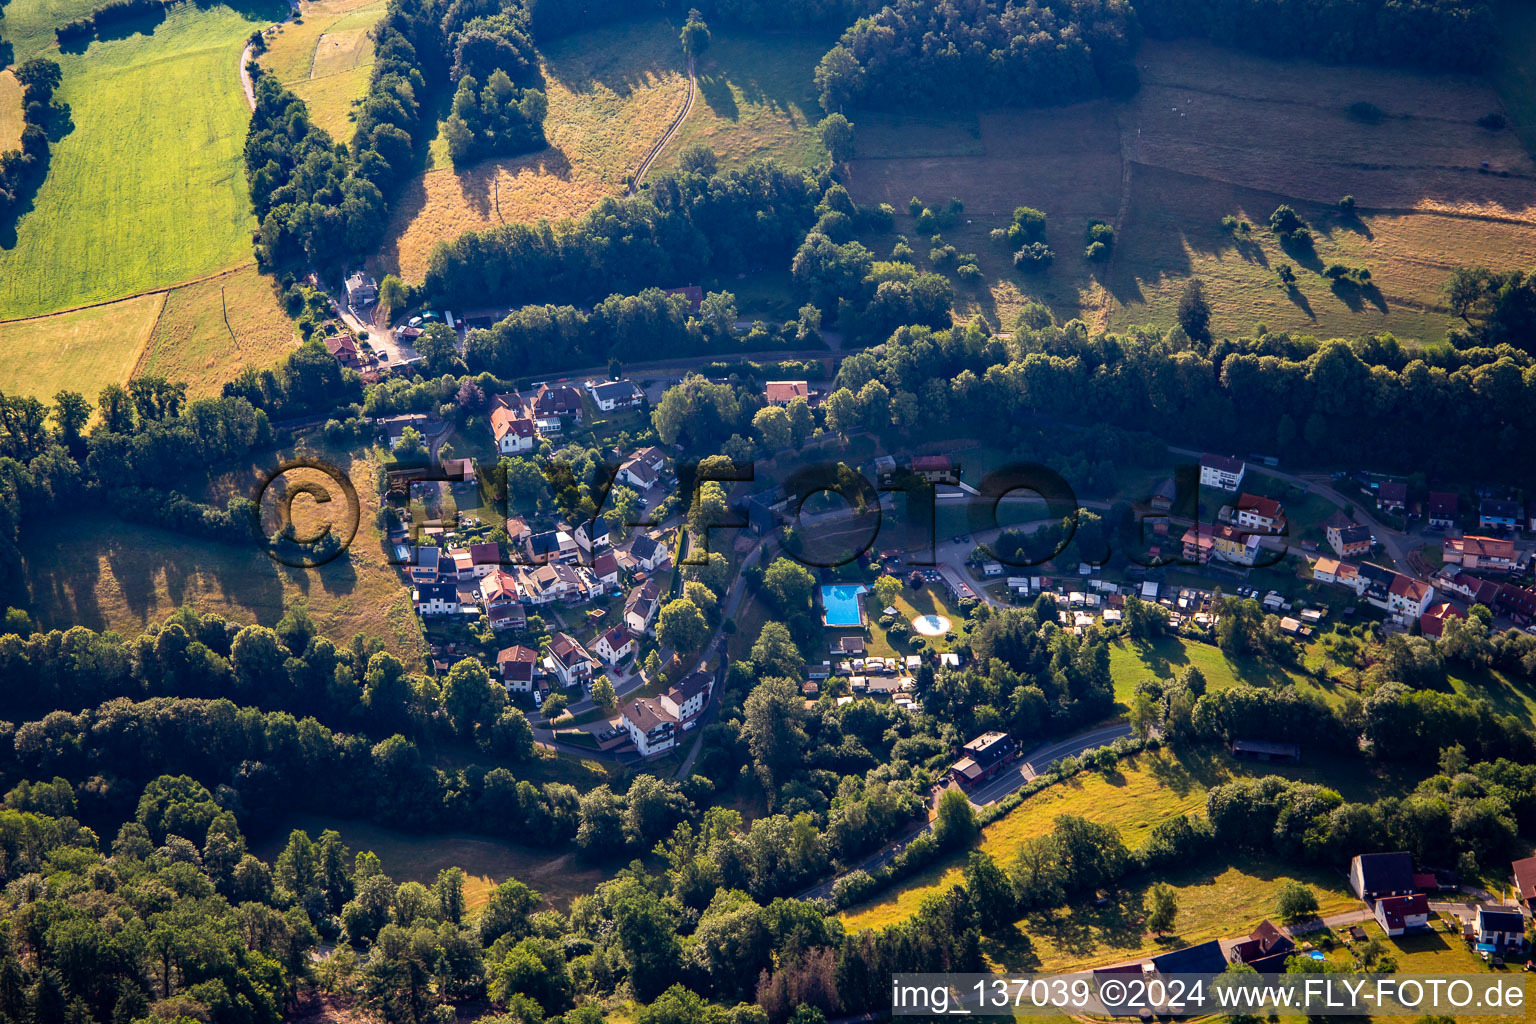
[629,54,696,195]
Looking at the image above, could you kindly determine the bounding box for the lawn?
[376,15,690,283]
[19,438,428,663]
[253,814,612,912]
[1108,634,1326,708]
[0,0,284,318]
[0,291,165,400]
[661,28,830,172]
[0,71,22,150]
[839,745,1411,934]
[258,0,384,140]
[134,266,299,396]
[863,582,970,659]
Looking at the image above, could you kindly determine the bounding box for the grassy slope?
[660,28,829,172]
[0,291,165,399]
[847,38,1536,341]
[1107,634,1333,708]
[0,71,22,149]
[839,746,1411,933]
[135,265,298,397]
[375,16,689,283]
[257,0,383,140]
[20,439,428,663]
[0,1,279,319]
[996,858,1359,972]
[0,0,100,61]
[253,812,614,912]
[1491,0,1536,158]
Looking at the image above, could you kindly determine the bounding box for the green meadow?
[0,0,282,318]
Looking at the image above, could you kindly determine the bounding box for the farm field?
[0,0,283,319]
[0,291,164,400]
[19,441,428,662]
[254,815,613,912]
[134,266,298,396]
[846,38,1536,341]
[0,71,22,149]
[839,745,1399,933]
[257,0,384,140]
[660,28,830,172]
[377,16,691,284]
[0,0,99,61]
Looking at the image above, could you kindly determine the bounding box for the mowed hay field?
[376,16,691,283]
[21,441,428,662]
[0,0,285,319]
[839,746,1404,934]
[134,266,298,396]
[1106,39,1536,340]
[661,28,830,172]
[258,0,384,140]
[0,71,23,150]
[848,38,1536,340]
[0,293,165,400]
[254,815,613,913]
[846,104,1125,331]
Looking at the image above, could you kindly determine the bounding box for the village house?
[1443,534,1515,573]
[911,454,959,485]
[1375,480,1407,514]
[764,380,810,406]
[592,550,621,592]
[490,405,538,454]
[1512,856,1536,906]
[616,445,667,490]
[526,529,580,565]
[409,546,441,585]
[324,333,363,370]
[629,533,667,572]
[1375,894,1430,937]
[546,632,598,688]
[1437,570,1503,606]
[948,731,1016,788]
[625,579,661,635]
[519,563,588,605]
[496,645,539,692]
[588,379,643,412]
[659,670,712,727]
[1479,498,1521,532]
[664,285,704,312]
[1349,851,1416,901]
[1427,492,1458,530]
[1367,567,1434,620]
[1229,920,1295,972]
[621,697,677,756]
[1473,905,1526,949]
[1199,454,1245,492]
[1324,512,1373,557]
[344,270,377,307]
[532,384,584,432]
[1418,602,1463,640]
[1233,492,1286,534]
[413,583,459,615]
[1528,500,1536,534]
[593,624,635,665]
[1210,523,1261,566]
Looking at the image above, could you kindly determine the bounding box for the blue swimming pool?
[821,584,868,627]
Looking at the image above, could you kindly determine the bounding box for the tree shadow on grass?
[695,70,740,122]
[1283,283,1316,320]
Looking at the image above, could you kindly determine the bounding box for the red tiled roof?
[1513,856,1536,903]
[1236,492,1284,519]
[764,380,809,404]
[1378,893,1428,931]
